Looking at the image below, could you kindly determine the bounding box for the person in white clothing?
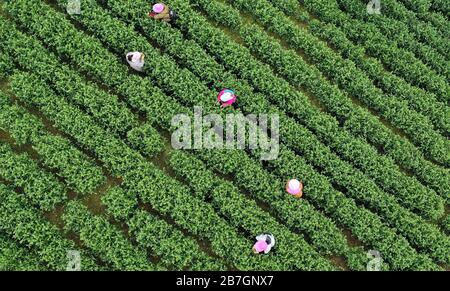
[126,52,145,72]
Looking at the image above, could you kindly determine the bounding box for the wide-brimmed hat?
[287,179,302,195]
[253,240,268,253]
[288,179,300,191]
[220,91,234,102]
[153,3,165,13]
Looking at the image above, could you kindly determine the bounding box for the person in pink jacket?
[252,234,276,254]
[217,89,237,108]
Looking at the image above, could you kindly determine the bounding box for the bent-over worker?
[126,52,145,72]
[286,179,303,198]
[149,3,176,23]
[253,234,276,254]
[217,89,237,108]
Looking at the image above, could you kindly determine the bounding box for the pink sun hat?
[153,3,165,14]
[253,240,268,253]
[286,179,302,196]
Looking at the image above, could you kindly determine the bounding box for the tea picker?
[286,179,303,198]
[217,89,237,108]
[148,3,178,23]
[126,52,145,72]
[253,234,275,254]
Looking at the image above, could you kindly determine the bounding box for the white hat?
[220,92,234,102]
[288,179,300,191]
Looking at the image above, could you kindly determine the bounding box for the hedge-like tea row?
[169,150,445,270]
[397,0,432,13]
[431,0,450,15]
[168,151,342,271]
[414,10,450,37]
[163,0,447,212]
[0,23,168,161]
[237,25,449,205]
[265,149,443,271]
[442,215,450,236]
[103,186,227,271]
[211,182,338,271]
[371,0,449,57]
[5,0,442,270]
[0,94,105,194]
[0,12,186,131]
[2,0,446,272]
[94,0,449,266]
[302,0,449,103]
[93,1,439,262]
[0,184,102,271]
[306,19,450,135]
[0,38,137,138]
[170,0,449,198]
[336,0,449,74]
[0,5,294,269]
[0,233,46,271]
[1,2,326,268]
[126,124,165,158]
[226,0,450,165]
[63,201,159,271]
[9,72,298,271]
[0,143,66,211]
[52,0,409,263]
[0,52,13,79]
[268,0,450,136]
[58,0,449,265]
[27,0,450,266]
[129,210,226,270]
[169,150,369,270]
[102,0,445,218]
[189,148,450,265]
